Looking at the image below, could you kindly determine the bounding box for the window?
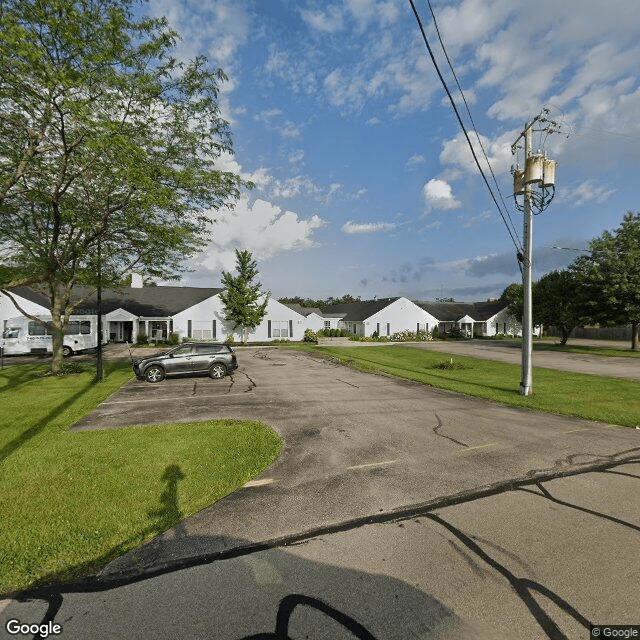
[63,321,91,335]
[271,321,289,338]
[191,320,214,340]
[28,322,52,336]
[324,320,331,330]
[194,344,223,355]
[3,328,19,339]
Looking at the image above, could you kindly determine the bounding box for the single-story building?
[0,284,305,344]
[321,297,439,338]
[1,282,525,345]
[415,300,529,337]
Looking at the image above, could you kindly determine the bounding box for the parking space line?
[346,459,398,471]
[243,478,276,488]
[453,443,500,455]
[563,427,595,433]
[103,393,251,404]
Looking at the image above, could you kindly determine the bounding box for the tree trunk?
[50,292,65,375]
[632,323,639,351]
[559,326,571,346]
[243,326,249,345]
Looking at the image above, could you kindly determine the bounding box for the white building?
[1,284,522,345]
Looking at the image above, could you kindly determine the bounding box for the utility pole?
[520,123,534,396]
[511,109,560,396]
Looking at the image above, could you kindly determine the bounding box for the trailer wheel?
[62,346,73,357]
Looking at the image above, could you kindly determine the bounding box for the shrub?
[303,329,318,343]
[444,326,466,340]
[390,329,433,342]
[167,332,180,345]
[431,326,439,340]
[136,332,148,345]
[225,335,234,344]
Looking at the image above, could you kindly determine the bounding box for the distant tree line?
[501,211,640,350]
[278,294,362,308]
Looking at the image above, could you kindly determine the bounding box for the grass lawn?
[0,362,282,596]
[288,345,640,427]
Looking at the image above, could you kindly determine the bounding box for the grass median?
[289,344,640,427]
[0,361,282,596]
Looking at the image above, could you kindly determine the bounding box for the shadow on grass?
[20,464,188,592]
[0,362,127,465]
[0,362,49,395]
[0,379,94,466]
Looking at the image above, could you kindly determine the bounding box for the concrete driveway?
[68,347,639,577]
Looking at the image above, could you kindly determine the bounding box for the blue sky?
[148,0,640,302]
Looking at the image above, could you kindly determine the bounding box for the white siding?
[362,298,439,337]
[0,292,49,327]
[173,295,305,342]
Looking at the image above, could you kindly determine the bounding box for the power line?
[408,0,523,255]
[424,0,521,249]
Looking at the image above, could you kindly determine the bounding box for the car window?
[171,346,193,356]
[194,344,223,355]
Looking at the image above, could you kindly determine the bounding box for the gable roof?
[6,285,223,317]
[321,297,400,322]
[281,303,324,317]
[415,300,508,322]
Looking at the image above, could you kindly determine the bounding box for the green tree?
[219,250,269,344]
[571,211,640,350]
[499,282,524,321]
[532,270,585,345]
[0,0,247,373]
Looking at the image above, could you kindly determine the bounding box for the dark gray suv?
[133,343,238,383]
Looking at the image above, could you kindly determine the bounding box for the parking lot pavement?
[65,348,640,580]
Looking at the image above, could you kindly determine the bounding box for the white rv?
[1,316,98,356]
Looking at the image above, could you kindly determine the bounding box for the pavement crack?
[433,412,468,447]
[336,378,359,388]
[227,375,235,394]
[239,369,257,392]
[192,381,197,396]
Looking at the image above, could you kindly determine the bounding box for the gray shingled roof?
[416,300,507,322]
[321,297,400,322]
[281,303,324,317]
[7,285,223,317]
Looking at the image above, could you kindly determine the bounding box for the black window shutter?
[267,320,271,338]
[187,320,192,338]
[289,320,293,338]
[212,320,216,339]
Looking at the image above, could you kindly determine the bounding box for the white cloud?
[559,180,617,207]
[199,197,327,275]
[423,179,461,211]
[406,154,425,169]
[280,121,302,139]
[300,5,344,33]
[342,220,397,234]
[148,0,251,67]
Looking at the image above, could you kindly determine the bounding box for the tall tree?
[571,211,640,350]
[219,250,269,344]
[500,283,524,321]
[0,0,248,372]
[532,270,585,345]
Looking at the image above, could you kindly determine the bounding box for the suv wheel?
[145,365,165,383]
[209,363,227,379]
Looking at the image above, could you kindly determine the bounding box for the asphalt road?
[2,464,638,639]
[2,345,639,639]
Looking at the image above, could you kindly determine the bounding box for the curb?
[15,448,639,599]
